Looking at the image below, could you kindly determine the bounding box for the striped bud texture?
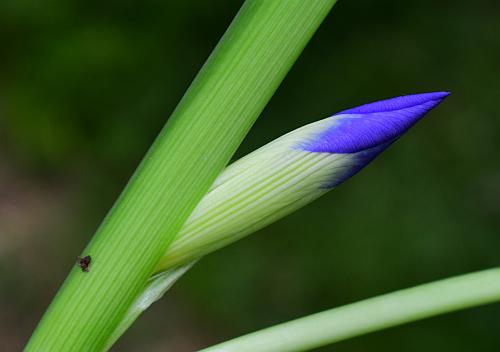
[155,92,449,272]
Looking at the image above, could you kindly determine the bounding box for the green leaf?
[200,268,500,352]
[26,1,337,350]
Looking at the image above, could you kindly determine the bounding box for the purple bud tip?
[302,92,449,154]
[338,91,450,116]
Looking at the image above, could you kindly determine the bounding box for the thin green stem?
[26,1,337,350]
[200,268,500,352]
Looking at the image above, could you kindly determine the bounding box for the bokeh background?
[1,0,499,350]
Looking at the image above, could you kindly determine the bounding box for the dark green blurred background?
[1,0,499,350]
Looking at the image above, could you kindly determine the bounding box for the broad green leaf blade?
[26,1,337,350]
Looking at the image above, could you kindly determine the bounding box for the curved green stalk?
[200,268,500,352]
[26,1,337,350]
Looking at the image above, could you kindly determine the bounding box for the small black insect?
[76,255,91,272]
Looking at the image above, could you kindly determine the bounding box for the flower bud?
[155,92,449,272]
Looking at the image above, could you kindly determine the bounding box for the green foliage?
[201,268,500,352]
[1,0,499,351]
[24,1,337,350]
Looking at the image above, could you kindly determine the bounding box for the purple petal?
[322,142,391,189]
[301,92,449,154]
[338,92,450,115]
